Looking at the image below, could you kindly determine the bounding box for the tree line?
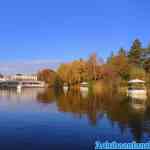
[38,38,150,87]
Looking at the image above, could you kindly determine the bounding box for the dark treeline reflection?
[37,88,56,104]
[36,88,150,142]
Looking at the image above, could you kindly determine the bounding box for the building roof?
[80,82,88,85]
[128,79,145,83]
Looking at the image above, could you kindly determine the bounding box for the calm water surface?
[0,88,150,150]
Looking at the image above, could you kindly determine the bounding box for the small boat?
[127,79,147,99]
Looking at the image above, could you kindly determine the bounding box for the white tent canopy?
[128,79,145,83]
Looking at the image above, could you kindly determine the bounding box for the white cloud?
[0,59,62,75]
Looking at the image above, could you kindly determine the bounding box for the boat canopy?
[128,79,145,83]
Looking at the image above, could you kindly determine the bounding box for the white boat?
[127,79,147,99]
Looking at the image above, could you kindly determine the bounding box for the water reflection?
[127,88,147,111]
[130,97,146,111]
[0,88,150,144]
[37,88,56,104]
[36,88,150,142]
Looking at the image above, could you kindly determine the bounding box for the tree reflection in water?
[36,87,150,142]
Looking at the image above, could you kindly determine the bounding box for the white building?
[11,74,38,81]
[0,77,6,82]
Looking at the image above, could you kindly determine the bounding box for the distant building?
[11,74,38,81]
[4,75,12,81]
[0,77,5,82]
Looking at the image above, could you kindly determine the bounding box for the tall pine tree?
[118,47,126,56]
[128,39,143,66]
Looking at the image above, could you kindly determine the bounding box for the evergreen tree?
[118,47,126,56]
[128,39,143,66]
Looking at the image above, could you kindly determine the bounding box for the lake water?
[0,88,150,150]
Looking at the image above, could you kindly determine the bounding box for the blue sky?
[0,0,150,73]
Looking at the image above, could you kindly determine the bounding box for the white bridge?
[0,80,45,89]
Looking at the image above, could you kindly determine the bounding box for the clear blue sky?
[0,0,150,73]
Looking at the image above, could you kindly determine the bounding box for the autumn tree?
[143,59,150,73]
[129,66,146,80]
[100,64,118,80]
[71,59,88,83]
[57,59,89,85]
[87,53,102,80]
[107,51,114,63]
[107,48,130,80]
[57,63,72,84]
[37,69,58,87]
